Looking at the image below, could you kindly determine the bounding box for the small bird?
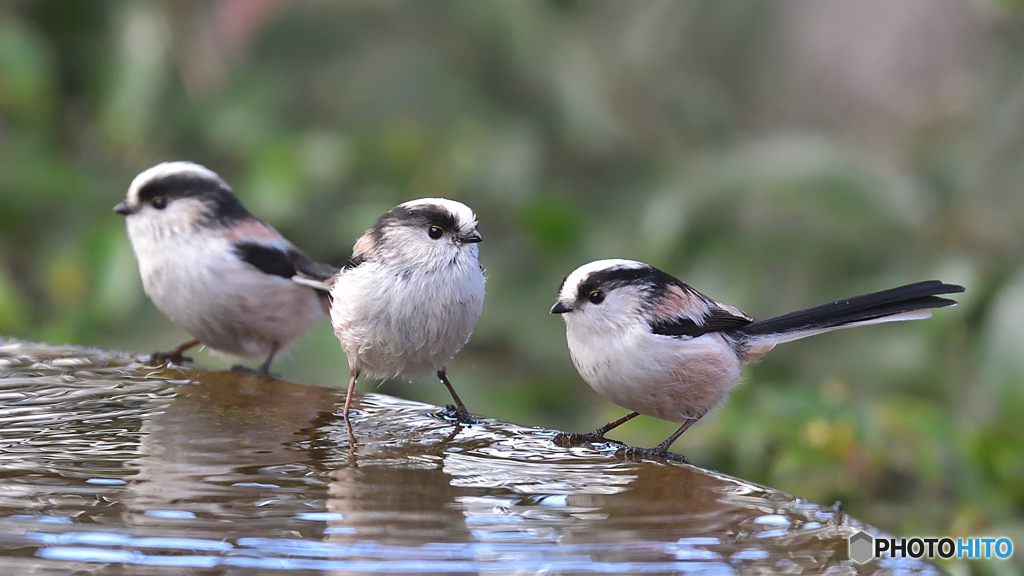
[115,161,338,374]
[551,259,964,460]
[295,198,486,429]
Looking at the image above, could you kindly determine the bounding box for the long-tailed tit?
[294,198,486,428]
[551,259,964,460]
[115,161,338,374]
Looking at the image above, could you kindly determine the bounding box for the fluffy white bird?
[551,259,964,459]
[296,198,486,429]
[116,161,337,373]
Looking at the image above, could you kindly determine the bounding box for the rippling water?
[0,340,940,574]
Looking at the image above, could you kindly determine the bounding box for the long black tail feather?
[289,251,340,312]
[737,280,964,337]
[291,250,340,284]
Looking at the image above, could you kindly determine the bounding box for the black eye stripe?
[134,173,251,226]
[576,266,656,302]
[136,175,224,204]
[407,207,458,231]
[371,204,462,243]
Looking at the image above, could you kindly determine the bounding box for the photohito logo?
[848,531,1014,564]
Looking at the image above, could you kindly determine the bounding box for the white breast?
[329,256,486,380]
[563,314,742,423]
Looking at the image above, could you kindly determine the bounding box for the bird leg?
[231,342,281,375]
[438,368,477,424]
[342,369,359,442]
[257,342,280,374]
[149,339,200,365]
[622,417,699,463]
[554,411,640,446]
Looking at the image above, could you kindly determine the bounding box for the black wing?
[234,242,296,279]
[235,242,340,281]
[651,306,753,338]
[647,281,754,338]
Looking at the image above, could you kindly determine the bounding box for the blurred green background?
[1,1,1022,573]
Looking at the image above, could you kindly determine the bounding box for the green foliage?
[1,3,1022,573]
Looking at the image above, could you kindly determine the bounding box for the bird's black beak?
[113,201,134,216]
[459,231,483,244]
[550,301,572,314]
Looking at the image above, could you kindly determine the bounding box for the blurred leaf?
[0,16,56,126]
[99,3,170,154]
[0,263,30,333]
[518,195,581,256]
[90,226,144,326]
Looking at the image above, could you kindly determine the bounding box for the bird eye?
[151,196,167,209]
[428,225,444,239]
[588,290,605,304]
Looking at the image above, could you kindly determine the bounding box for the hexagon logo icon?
[849,531,874,564]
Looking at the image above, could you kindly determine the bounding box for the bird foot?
[230,364,275,377]
[621,445,690,464]
[440,404,478,425]
[145,351,193,366]
[553,431,611,447]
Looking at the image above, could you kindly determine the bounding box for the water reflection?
[124,370,340,539]
[0,340,941,574]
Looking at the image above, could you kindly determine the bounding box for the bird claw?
[553,431,609,447]
[145,351,193,366]
[440,404,478,425]
[230,364,276,377]
[621,445,690,464]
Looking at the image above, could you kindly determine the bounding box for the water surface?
[0,340,941,574]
